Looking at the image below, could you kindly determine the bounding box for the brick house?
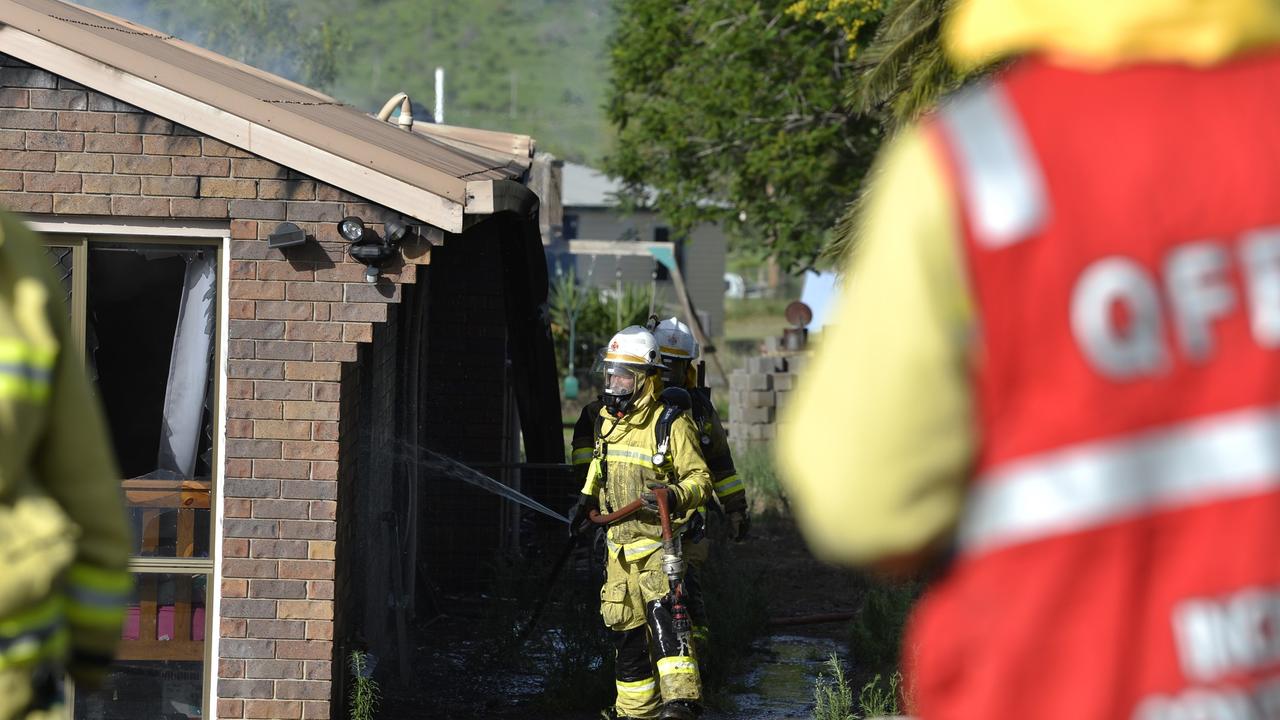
[0,1,567,718]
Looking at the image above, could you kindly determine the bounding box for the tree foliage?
[605,0,884,272]
[792,0,973,127]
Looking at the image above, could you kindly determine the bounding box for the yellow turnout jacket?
[579,381,713,562]
[0,212,130,714]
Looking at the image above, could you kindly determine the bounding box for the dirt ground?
[369,513,867,720]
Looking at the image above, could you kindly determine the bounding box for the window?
[43,236,220,720]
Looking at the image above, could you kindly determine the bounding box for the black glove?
[726,509,750,542]
[568,494,597,537]
[639,483,684,516]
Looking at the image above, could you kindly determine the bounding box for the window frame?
[31,218,228,720]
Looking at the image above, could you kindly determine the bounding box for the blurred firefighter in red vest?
[778,1,1280,719]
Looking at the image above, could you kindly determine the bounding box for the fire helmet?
[600,326,664,416]
[654,317,698,388]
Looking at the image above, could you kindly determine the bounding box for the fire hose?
[518,491,691,646]
[519,491,858,644]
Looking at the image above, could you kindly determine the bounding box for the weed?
[847,578,920,688]
[812,653,856,720]
[813,654,904,720]
[347,650,380,720]
[857,672,902,718]
[697,536,771,704]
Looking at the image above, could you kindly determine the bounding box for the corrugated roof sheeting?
[1,0,533,206]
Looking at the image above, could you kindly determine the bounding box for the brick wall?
[0,54,432,720]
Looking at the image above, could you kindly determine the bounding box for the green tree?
[794,0,987,263]
[605,0,884,272]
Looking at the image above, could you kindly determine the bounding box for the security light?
[267,222,307,250]
[384,217,409,245]
[338,216,366,243]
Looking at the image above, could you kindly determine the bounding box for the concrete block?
[747,390,775,407]
[747,373,772,391]
[740,406,775,424]
[771,373,794,391]
[774,389,791,411]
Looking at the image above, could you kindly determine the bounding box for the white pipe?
[376,92,414,131]
[434,67,444,124]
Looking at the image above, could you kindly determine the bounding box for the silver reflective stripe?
[960,406,1280,554]
[938,82,1047,248]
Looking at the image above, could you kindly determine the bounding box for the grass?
[847,579,921,693]
[858,672,903,718]
[812,654,904,720]
[719,297,794,381]
[736,443,789,520]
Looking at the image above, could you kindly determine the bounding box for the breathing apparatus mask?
[662,357,692,388]
[600,361,652,416]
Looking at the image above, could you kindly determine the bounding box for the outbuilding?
[0,1,567,717]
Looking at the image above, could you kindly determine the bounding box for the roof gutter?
[464,179,538,219]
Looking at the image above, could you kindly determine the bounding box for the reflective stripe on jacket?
[0,213,130,685]
[582,386,712,557]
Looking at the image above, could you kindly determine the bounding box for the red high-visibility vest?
[911,52,1280,720]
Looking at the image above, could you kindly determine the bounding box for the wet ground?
[378,515,866,720]
[706,633,850,720]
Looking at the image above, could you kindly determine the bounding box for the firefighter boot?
[659,700,701,720]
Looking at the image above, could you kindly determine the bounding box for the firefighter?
[0,211,131,720]
[571,325,712,720]
[652,317,746,651]
[778,1,1280,719]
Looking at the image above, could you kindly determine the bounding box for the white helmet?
[600,326,664,415]
[654,317,698,388]
[654,317,699,360]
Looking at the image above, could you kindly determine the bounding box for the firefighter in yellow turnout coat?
[572,326,713,720]
[0,212,131,720]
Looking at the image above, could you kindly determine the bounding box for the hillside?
[77,0,616,164]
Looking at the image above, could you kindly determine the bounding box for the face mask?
[601,363,646,416]
[662,358,690,388]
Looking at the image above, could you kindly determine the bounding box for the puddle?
[707,633,847,720]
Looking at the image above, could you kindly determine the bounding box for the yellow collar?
[946,0,1280,69]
